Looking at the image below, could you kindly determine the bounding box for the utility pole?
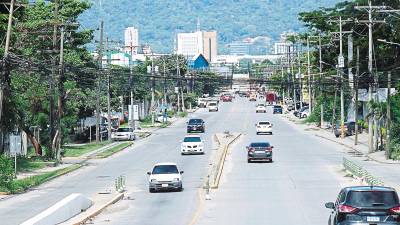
[354,46,360,145]
[0,0,16,144]
[128,32,135,130]
[176,54,180,112]
[386,71,391,159]
[329,16,352,138]
[163,58,167,106]
[297,45,303,109]
[49,0,59,153]
[354,0,399,152]
[307,36,312,113]
[150,55,155,126]
[319,35,324,127]
[106,38,112,141]
[96,20,104,143]
[55,24,65,162]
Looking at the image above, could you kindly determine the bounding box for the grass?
[62,141,111,157]
[95,142,133,158]
[0,164,82,194]
[16,157,55,173]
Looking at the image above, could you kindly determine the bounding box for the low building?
[188,53,209,70]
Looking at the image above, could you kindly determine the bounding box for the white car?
[255,121,273,135]
[207,101,219,112]
[147,163,183,192]
[111,127,135,141]
[256,103,267,113]
[181,135,204,155]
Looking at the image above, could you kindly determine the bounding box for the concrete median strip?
[21,193,92,225]
[69,193,124,225]
[208,132,242,189]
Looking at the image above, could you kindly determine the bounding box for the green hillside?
[79,0,341,53]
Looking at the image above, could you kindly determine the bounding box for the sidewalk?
[282,111,400,190]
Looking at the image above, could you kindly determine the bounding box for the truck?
[266,92,277,105]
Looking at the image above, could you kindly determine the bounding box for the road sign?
[128,104,139,121]
[9,135,21,156]
[338,55,345,68]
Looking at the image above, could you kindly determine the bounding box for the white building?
[177,31,217,62]
[124,27,139,54]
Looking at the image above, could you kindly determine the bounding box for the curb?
[315,134,366,156]
[72,193,124,225]
[315,134,400,165]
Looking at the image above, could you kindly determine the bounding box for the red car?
[221,94,233,102]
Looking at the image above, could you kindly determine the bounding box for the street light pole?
[307,36,312,113]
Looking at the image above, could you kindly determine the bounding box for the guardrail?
[343,157,384,186]
[115,175,126,192]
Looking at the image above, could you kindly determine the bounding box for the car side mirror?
[271,146,274,148]
[271,124,273,127]
[180,171,184,174]
[147,172,151,175]
[325,202,335,209]
[186,122,188,124]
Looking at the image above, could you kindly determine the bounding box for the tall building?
[202,31,217,62]
[273,31,297,55]
[124,27,139,54]
[228,41,250,55]
[177,30,217,62]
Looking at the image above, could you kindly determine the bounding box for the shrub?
[0,155,14,192]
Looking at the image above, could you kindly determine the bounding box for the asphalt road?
[0,97,360,225]
[0,99,244,225]
[195,99,356,225]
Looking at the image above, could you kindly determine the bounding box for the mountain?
[79,0,341,53]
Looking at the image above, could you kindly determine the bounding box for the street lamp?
[377,39,400,47]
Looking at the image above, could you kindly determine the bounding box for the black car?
[246,142,274,163]
[326,186,400,225]
[187,119,205,133]
[273,105,283,114]
[334,121,363,138]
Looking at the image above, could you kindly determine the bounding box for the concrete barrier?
[21,193,92,225]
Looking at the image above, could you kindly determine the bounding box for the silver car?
[111,127,135,141]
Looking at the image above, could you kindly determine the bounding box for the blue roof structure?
[188,53,209,70]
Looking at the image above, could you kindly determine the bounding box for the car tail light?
[389,206,400,214]
[338,204,358,213]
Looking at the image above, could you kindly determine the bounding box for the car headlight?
[173,178,180,182]
[150,179,157,183]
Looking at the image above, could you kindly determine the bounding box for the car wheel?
[256,132,259,135]
[335,134,339,138]
[247,159,251,163]
[178,185,183,192]
[149,188,155,193]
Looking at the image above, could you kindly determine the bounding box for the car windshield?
[259,122,270,125]
[152,165,179,174]
[183,137,201,142]
[189,119,203,124]
[347,191,399,207]
[209,103,217,106]
[274,106,282,109]
[257,104,265,107]
[117,128,132,132]
[250,142,270,148]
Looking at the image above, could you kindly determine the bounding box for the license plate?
[193,128,197,130]
[256,151,264,154]
[367,216,380,222]
[161,184,168,187]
